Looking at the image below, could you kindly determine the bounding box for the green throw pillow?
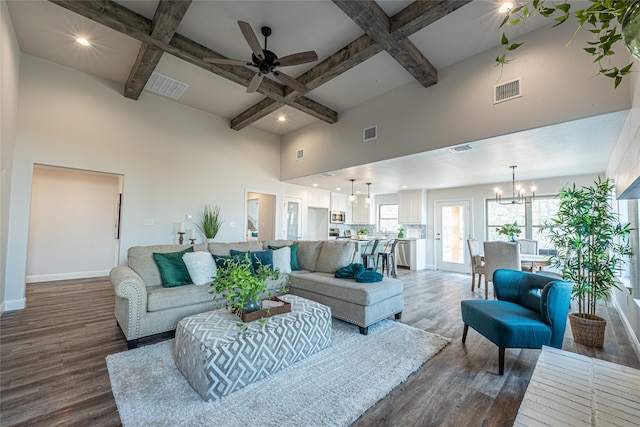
[269,242,300,270]
[230,249,274,272]
[152,246,194,288]
[213,254,255,275]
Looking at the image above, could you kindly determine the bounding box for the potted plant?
[398,227,405,238]
[547,177,633,347]
[196,204,223,241]
[210,253,282,316]
[497,221,522,242]
[357,228,369,238]
[497,0,639,87]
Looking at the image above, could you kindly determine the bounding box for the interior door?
[435,200,471,273]
[284,197,302,240]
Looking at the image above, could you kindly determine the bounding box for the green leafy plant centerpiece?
[547,177,633,347]
[210,253,282,316]
[497,221,523,242]
[497,0,638,87]
[197,204,223,241]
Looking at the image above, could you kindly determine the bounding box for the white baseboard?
[611,295,640,362]
[3,297,26,311]
[26,270,110,283]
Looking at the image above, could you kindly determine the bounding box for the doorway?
[245,192,276,241]
[27,164,123,282]
[435,200,471,273]
[284,197,303,240]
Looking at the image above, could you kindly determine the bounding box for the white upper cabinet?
[308,188,330,208]
[349,195,373,224]
[330,192,348,212]
[398,189,426,224]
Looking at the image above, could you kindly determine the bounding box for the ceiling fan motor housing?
[253,50,278,74]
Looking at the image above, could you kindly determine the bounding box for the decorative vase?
[242,298,262,314]
[569,313,607,348]
[398,230,404,238]
[622,0,640,61]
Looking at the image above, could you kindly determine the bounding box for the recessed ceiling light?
[499,2,514,13]
[402,185,408,189]
[312,183,318,187]
[278,115,286,122]
[75,37,91,47]
[335,187,341,191]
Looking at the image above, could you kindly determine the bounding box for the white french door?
[284,197,302,240]
[435,200,471,273]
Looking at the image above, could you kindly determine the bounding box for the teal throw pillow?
[230,249,274,272]
[269,242,300,270]
[213,253,255,275]
[152,246,194,288]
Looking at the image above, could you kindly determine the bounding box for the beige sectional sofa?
[110,239,404,348]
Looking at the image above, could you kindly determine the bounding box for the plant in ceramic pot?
[196,204,223,241]
[497,221,522,242]
[546,177,633,347]
[497,0,639,87]
[210,253,282,317]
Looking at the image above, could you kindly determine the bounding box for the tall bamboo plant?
[196,204,223,240]
[547,177,632,319]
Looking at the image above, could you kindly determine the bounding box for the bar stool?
[377,239,398,277]
[361,239,379,270]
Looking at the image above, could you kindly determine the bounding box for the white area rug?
[106,319,450,427]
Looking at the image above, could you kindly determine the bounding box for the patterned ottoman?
[175,294,332,401]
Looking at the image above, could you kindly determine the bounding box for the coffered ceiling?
[7,1,630,193]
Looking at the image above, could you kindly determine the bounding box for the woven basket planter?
[569,313,607,348]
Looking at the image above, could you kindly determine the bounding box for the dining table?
[519,254,551,272]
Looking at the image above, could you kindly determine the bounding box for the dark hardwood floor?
[1,270,638,426]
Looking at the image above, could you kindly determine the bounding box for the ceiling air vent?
[144,72,189,99]
[363,125,377,142]
[448,144,472,153]
[494,78,522,104]
[296,149,304,160]
[319,172,335,177]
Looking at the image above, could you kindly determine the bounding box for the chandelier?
[495,165,536,205]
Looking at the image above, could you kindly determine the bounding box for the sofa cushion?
[316,240,356,273]
[297,240,323,271]
[153,247,194,287]
[289,272,403,306]
[207,241,263,256]
[147,284,212,312]
[182,251,217,286]
[128,243,207,287]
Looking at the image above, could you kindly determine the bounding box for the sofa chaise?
[110,239,404,348]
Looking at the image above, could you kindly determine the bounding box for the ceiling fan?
[204,21,318,94]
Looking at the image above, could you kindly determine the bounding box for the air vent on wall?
[363,125,377,142]
[296,149,304,160]
[494,78,522,104]
[144,72,189,99]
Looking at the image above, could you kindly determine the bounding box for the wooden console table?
[515,346,640,426]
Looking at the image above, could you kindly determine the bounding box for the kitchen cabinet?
[397,239,427,271]
[330,192,348,212]
[308,188,330,208]
[398,190,426,224]
[349,195,373,224]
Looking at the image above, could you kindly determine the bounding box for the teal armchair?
[460,269,572,375]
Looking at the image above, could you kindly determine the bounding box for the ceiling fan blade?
[204,57,250,66]
[273,71,309,94]
[275,51,318,67]
[238,21,264,60]
[246,73,264,93]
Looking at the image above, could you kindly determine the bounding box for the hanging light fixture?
[364,182,372,207]
[495,165,536,205]
[348,179,357,205]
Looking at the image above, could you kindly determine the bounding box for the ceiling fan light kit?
[204,21,318,94]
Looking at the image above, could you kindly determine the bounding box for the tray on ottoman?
[235,296,291,323]
[175,294,332,402]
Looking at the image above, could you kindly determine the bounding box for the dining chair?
[517,239,539,255]
[466,238,485,293]
[482,241,521,299]
[360,239,379,270]
[377,239,398,277]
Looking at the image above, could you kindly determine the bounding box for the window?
[378,204,398,233]
[486,196,559,251]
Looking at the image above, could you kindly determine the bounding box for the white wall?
[281,19,630,181]
[425,173,601,269]
[27,165,120,282]
[1,0,21,313]
[4,54,282,310]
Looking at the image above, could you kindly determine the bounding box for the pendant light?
[364,182,372,207]
[348,179,357,205]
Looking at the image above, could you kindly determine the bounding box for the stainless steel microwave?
[330,211,346,224]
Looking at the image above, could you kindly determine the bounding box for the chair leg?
[462,324,469,343]
[485,278,489,299]
[471,273,476,292]
[499,347,505,375]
